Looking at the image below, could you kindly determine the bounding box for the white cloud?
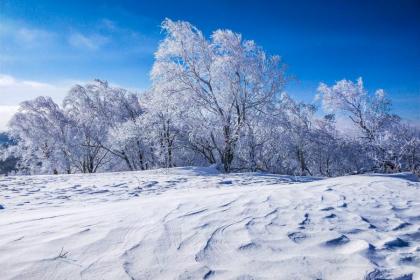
[0,74,76,131]
[22,80,55,89]
[17,27,53,43]
[0,20,55,47]
[100,19,117,32]
[0,74,71,105]
[0,75,16,86]
[0,106,19,131]
[68,32,110,50]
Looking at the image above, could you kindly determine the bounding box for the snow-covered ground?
[0,167,419,280]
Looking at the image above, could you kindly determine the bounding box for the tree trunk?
[122,153,134,171]
[297,147,311,176]
[222,125,234,173]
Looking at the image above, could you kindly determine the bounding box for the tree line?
[3,19,419,176]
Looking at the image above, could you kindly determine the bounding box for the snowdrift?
[0,167,419,279]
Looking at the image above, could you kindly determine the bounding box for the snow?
[0,167,419,279]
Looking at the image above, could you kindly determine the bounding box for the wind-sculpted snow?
[0,167,316,210]
[0,168,418,279]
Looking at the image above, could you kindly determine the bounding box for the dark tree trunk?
[221,124,237,173]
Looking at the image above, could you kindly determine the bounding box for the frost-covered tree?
[137,88,189,168]
[63,81,114,173]
[318,78,402,172]
[8,80,146,174]
[63,80,146,172]
[151,19,286,172]
[278,93,317,175]
[9,96,75,174]
[383,122,420,174]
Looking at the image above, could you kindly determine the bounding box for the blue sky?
[0,0,419,129]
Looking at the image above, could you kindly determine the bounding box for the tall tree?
[318,78,401,172]
[151,19,286,172]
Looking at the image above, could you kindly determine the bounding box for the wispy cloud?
[0,75,16,86]
[99,18,118,32]
[68,32,110,50]
[0,73,81,131]
[67,18,157,52]
[0,74,70,106]
[0,105,19,132]
[0,74,56,89]
[0,75,54,131]
[17,27,53,43]
[1,17,157,64]
[0,20,55,47]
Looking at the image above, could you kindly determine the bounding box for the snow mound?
[0,168,419,279]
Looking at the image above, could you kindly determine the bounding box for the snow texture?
[0,167,419,279]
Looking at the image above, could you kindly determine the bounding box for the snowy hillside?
[0,167,419,280]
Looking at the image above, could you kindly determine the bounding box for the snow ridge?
[0,168,419,279]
